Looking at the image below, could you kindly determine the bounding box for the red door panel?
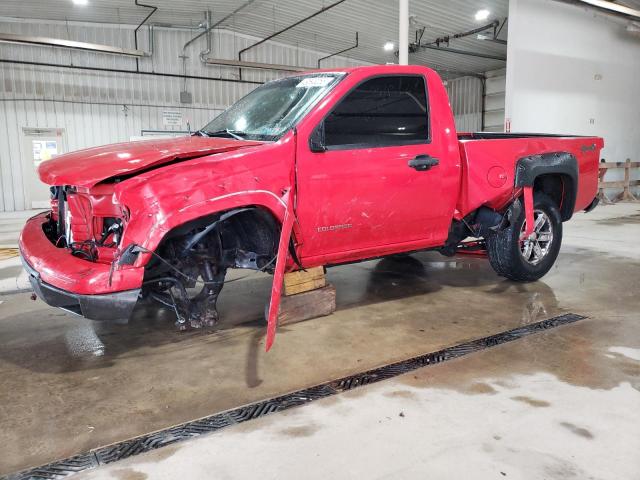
[297,144,448,256]
[294,70,461,265]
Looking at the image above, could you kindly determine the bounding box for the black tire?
[486,193,562,282]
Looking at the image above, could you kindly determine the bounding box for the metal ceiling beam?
[477,35,508,45]
[558,0,640,20]
[0,32,149,57]
[0,59,262,84]
[203,58,307,72]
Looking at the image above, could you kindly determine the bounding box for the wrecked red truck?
[20,65,602,350]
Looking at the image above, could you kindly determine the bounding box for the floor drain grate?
[5,312,585,480]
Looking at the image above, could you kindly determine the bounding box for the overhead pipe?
[133,0,158,71]
[148,22,205,59]
[420,44,506,61]
[477,17,508,45]
[426,20,500,47]
[237,0,349,78]
[179,9,211,87]
[402,20,505,63]
[200,11,212,62]
[184,0,258,61]
[317,32,359,68]
[196,10,308,73]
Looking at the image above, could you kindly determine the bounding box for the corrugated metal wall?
[444,76,483,133]
[0,18,368,212]
[0,18,485,212]
[484,68,506,132]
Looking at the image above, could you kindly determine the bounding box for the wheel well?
[152,206,280,272]
[533,174,575,221]
[217,207,280,264]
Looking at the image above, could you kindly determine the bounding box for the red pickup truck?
[20,65,602,350]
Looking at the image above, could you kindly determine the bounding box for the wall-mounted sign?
[32,140,58,165]
[162,110,183,127]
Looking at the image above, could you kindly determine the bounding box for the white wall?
[505,0,640,166]
[0,18,369,212]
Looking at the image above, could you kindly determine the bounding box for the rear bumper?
[19,212,143,320]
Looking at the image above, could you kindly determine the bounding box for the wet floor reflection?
[0,251,578,370]
[1,247,639,474]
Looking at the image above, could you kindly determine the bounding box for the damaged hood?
[38,135,264,187]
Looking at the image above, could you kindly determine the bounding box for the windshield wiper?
[202,129,247,141]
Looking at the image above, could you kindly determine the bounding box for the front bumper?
[22,257,140,320]
[19,212,142,321]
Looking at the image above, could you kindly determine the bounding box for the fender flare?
[514,151,578,221]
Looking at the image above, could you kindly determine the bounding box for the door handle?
[408,155,439,171]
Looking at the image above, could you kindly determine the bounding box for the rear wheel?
[486,193,562,282]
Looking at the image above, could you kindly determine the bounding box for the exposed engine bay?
[43,186,280,330]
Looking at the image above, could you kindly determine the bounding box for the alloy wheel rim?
[520,209,554,265]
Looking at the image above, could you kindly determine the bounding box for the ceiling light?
[475,9,490,21]
[73,0,89,5]
[383,41,395,51]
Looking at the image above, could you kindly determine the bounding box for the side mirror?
[309,123,327,153]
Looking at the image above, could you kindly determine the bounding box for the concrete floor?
[0,204,639,478]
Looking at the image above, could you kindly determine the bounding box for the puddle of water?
[596,213,640,226]
[608,346,640,361]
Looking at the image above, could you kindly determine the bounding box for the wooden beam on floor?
[283,266,326,296]
[277,284,336,326]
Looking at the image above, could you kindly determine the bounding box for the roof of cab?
[290,63,439,78]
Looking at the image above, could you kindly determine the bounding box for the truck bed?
[458,132,589,140]
[455,133,603,219]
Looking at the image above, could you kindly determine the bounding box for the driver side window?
[324,75,429,149]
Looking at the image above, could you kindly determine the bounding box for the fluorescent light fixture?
[383,41,394,51]
[73,0,89,5]
[475,9,490,21]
